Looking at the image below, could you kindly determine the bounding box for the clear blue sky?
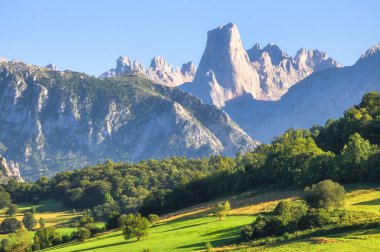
[1,0,379,76]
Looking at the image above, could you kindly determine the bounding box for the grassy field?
[0,199,80,241]
[44,215,254,252]
[3,183,380,251]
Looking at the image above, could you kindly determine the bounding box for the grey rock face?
[101,56,196,87]
[0,61,257,180]
[181,23,340,107]
[0,156,23,183]
[225,43,380,143]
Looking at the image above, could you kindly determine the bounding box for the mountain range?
[0,60,256,179]
[1,22,379,180]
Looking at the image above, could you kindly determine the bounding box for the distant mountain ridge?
[225,43,380,142]
[0,60,257,179]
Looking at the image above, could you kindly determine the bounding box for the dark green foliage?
[299,208,331,228]
[120,213,150,241]
[39,217,46,228]
[1,238,10,252]
[79,215,94,227]
[0,217,20,233]
[22,212,37,230]
[5,204,18,216]
[105,212,121,230]
[83,223,103,236]
[74,228,91,242]
[0,191,11,209]
[304,180,345,210]
[147,214,159,225]
[33,227,62,249]
[30,206,37,214]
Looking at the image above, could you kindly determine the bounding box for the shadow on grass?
[163,220,217,232]
[71,240,136,252]
[353,198,380,206]
[176,235,243,250]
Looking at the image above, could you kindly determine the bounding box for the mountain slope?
[225,44,380,142]
[0,60,257,179]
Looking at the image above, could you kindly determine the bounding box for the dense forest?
[2,92,380,220]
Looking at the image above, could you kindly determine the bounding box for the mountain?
[0,60,257,180]
[224,44,380,143]
[100,56,196,87]
[180,23,340,107]
[0,155,23,183]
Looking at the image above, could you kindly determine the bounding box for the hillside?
[0,61,257,179]
[38,183,380,252]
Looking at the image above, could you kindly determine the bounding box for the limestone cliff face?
[225,43,380,143]
[101,56,196,87]
[0,61,257,179]
[180,23,340,107]
[0,156,23,183]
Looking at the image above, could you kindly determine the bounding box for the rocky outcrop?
[180,23,340,107]
[225,43,380,143]
[0,60,257,180]
[0,156,23,183]
[46,63,58,71]
[100,56,196,87]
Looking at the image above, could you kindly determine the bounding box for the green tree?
[304,180,345,210]
[214,201,231,221]
[0,191,11,209]
[6,204,18,216]
[341,133,375,181]
[8,228,31,252]
[22,212,37,230]
[39,217,46,228]
[0,217,21,233]
[120,214,150,241]
[30,206,37,214]
[33,227,61,249]
[74,228,91,242]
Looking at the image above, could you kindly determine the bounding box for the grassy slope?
[12,183,380,252]
[0,199,79,240]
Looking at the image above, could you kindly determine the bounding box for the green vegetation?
[22,212,37,230]
[214,200,231,220]
[304,180,345,210]
[120,214,150,241]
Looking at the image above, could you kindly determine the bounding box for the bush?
[79,215,94,227]
[214,201,231,221]
[300,208,331,229]
[5,204,18,216]
[147,214,159,225]
[105,212,120,230]
[304,180,345,210]
[84,223,103,236]
[1,217,21,233]
[1,238,10,252]
[33,227,62,249]
[74,228,91,242]
[0,191,11,209]
[22,212,37,230]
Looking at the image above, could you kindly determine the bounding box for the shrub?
[214,201,231,221]
[5,204,18,216]
[105,212,120,230]
[301,208,331,228]
[74,228,91,242]
[304,180,345,210]
[1,238,10,252]
[84,223,102,236]
[22,212,37,230]
[33,227,62,249]
[0,191,11,209]
[39,217,46,228]
[79,215,94,227]
[1,217,21,233]
[147,214,159,225]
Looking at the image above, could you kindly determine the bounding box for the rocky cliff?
[0,156,23,183]
[180,23,340,107]
[0,60,257,179]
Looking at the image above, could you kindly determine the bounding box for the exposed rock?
[0,156,24,183]
[181,23,261,107]
[46,63,58,71]
[0,61,257,180]
[100,56,196,87]
[180,23,340,106]
[225,43,380,143]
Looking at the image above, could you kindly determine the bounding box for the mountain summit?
[180,23,341,106]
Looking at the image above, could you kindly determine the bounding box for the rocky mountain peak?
[46,63,58,71]
[116,56,145,74]
[0,57,8,64]
[185,22,260,107]
[357,43,380,64]
[0,156,23,183]
[181,61,196,79]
